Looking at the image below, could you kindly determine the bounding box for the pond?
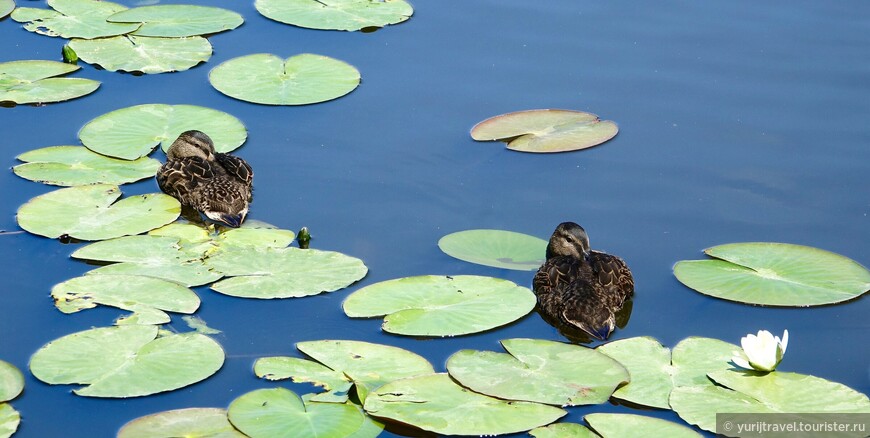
[1,0,868,436]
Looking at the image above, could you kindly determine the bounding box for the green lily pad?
[209,53,361,105]
[0,404,20,438]
[674,242,870,306]
[255,0,413,32]
[670,370,870,434]
[108,5,243,37]
[16,184,180,241]
[206,247,368,299]
[0,361,23,403]
[1,0,13,19]
[11,0,139,39]
[596,336,736,409]
[530,423,598,438]
[79,104,246,160]
[30,325,224,397]
[0,60,99,104]
[364,373,566,435]
[255,357,353,403]
[471,109,619,153]
[447,338,628,406]
[438,229,547,271]
[68,35,212,75]
[343,275,536,337]
[118,408,245,438]
[228,388,366,438]
[51,274,200,324]
[585,413,702,438]
[14,146,160,186]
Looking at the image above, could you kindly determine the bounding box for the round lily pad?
[670,370,870,434]
[438,229,547,271]
[585,413,702,438]
[530,423,597,438]
[14,146,160,186]
[228,388,366,438]
[0,403,20,438]
[255,0,413,32]
[17,184,180,241]
[51,274,200,324]
[1,0,14,19]
[0,60,99,104]
[209,53,360,105]
[79,104,247,160]
[447,338,628,406]
[11,0,139,39]
[118,408,245,438]
[0,361,23,403]
[205,247,368,299]
[471,109,619,153]
[108,5,243,37]
[364,373,565,436]
[68,35,212,74]
[673,242,870,306]
[343,275,536,337]
[30,325,224,397]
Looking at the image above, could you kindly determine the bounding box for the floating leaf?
[206,247,367,299]
[209,53,360,105]
[182,316,222,335]
[585,413,702,438]
[364,373,565,435]
[16,184,180,241]
[0,0,13,19]
[11,0,139,39]
[68,35,212,75]
[0,361,23,403]
[596,336,735,409]
[108,5,243,37]
[228,388,366,438]
[0,404,19,438]
[0,60,99,104]
[438,229,546,271]
[51,274,199,324]
[79,104,246,160]
[447,338,628,406]
[343,275,536,337]
[255,0,413,32]
[13,146,160,186]
[670,370,870,434]
[530,423,597,438]
[673,242,870,306]
[471,109,619,153]
[255,357,353,403]
[118,408,245,438]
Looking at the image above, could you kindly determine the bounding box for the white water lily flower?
[731,329,788,372]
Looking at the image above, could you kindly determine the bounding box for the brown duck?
[533,222,634,340]
[157,130,253,228]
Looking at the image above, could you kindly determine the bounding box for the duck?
[157,130,253,228]
[533,222,634,341]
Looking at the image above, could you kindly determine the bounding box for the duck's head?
[166,130,216,161]
[546,222,590,260]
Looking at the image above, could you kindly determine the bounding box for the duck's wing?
[215,153,253,186]
[589,250,634,303]
[533,256,582,296]
[561,301,616,341]
[156,156,215,202]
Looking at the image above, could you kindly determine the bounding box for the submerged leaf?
[108,5,243,37]
[0,361,24,403]
[438,229,547,271]
[228,388,366,438]
[16,184,180,241]
[68,35,212,74]
[471,109,618,153]
[209,53,360,105]
[255,0,413,32]
[11,0,139,39]
[0,60,99,104]
[674,242,870,306]
[14,145,160,186]
[118,408,245,438]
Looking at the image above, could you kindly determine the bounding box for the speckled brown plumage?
[157,130,253,228]
[533,222,634,340]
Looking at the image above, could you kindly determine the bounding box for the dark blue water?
[1,1,868,436]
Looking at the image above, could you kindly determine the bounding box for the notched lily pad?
[118,408,245,438]
[11,0,139,39]
[14,146,160,186]
[585,413,702,438]
[255,0,413,32]
[255,357,353,403]
[228,388,367,438]
[0,60,99,104]
[209,53,360,105]
[79,104,246,160]
[16,184,180,241]
[108,5,243,37]
[68,35,212,75]
[471,109,619,153]
[438,229,547,271]
[673,242,870,306]
[343,275,536,337]
[29,325,224,397]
